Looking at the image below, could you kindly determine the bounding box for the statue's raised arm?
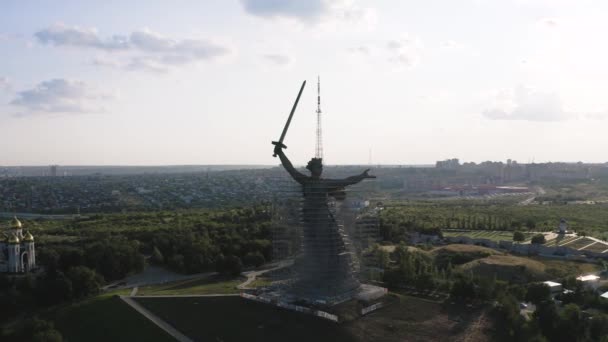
[326,168,376,189]
[274,145,308,184]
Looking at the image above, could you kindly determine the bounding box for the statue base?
[241,283,388,323]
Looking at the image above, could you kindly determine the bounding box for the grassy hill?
[458,255,547,282]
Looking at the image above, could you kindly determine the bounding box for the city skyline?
[2,0,608,165]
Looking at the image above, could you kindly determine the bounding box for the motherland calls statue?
[272,80,375,303]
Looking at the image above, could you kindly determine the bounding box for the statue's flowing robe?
[292,178,360,301]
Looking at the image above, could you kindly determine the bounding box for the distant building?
[543,281,563,294]
[49,165,58,177]
[435,158,460,169]
[576,274,600,289]
[0,217,36,273]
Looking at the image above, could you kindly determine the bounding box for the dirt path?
[459,310,489,342]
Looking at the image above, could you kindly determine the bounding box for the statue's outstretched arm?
[328,169,376,188]
[274,146,307,184]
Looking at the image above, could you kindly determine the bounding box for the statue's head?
[306,158,323,178]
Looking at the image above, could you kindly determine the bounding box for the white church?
[0,217,36,273]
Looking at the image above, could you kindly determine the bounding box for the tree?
[66,266,102,298]
[216,255,242,276]
[243,252,265,268]
[525,283,551,305]
[513,231,526,243]
[555,303,584,342]
[15,318,63,342]
[507,284,527,301]
[150,246,164,265]
[450,276,476,302]
[36,272,73,305]
[589,313,608,341]
[493,294,526,341]
[531,234,546,245]
[525,219,536,230]
[534,301,559,341]
[32,330,63,342]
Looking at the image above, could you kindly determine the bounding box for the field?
[136,275,242,296]
[544,235,578,246]
[533,258,601,279]
[443,230,533,242]
[580,242,608,253]
[135,295,490,342]
[559,237,597,250]
[383,201,608,239]
[52,293,173,342]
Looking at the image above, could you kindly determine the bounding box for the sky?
[2,0,608,166]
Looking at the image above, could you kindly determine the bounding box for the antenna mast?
[315,76,323,159]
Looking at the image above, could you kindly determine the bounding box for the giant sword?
[272,80,307,157]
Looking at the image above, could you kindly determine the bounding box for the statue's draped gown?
[277,152,364,301]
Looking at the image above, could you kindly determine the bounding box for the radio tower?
[315,76,323,159]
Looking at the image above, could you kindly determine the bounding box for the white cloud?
[129,30,230,63]
[262,53,293,67]
[240,0,327,21]
[36,24,232,72]
[35,24,129,50]
[92,56,123,68]
[0,77,10,91]
[347,45,371,55]
[387,35,422,69]
[538,17,559,28]
[240,0,375,29]
[9,79,112,115]
[585,112,608,120]
[482,85,571,122]
[126,57,170,73]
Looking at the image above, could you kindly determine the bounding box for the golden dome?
[10,217,22,229]
[23,231,34,242]
[8,234,19,244]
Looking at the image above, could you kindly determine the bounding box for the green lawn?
[443,230,532,242]
[136,296,356,342]
[561,237,597,250]
[581,242,608,253]
[135,294,487,342]
[544,235,577,246]
[136,275,242,296]
[53,294,173,342]
[248,276,272,288]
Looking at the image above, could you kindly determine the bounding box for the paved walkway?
[135,294,240,298]
[118,260,292,341]
[238,259,292,290]
[120,296,193,342]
